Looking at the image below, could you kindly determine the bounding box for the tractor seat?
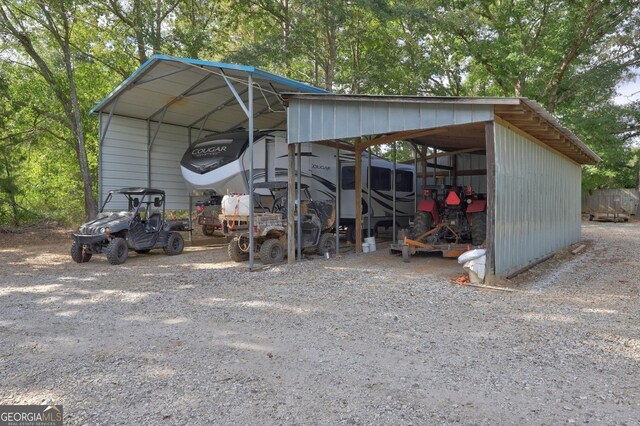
[145,213,162,232]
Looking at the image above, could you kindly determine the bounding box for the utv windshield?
[101,190,163,217]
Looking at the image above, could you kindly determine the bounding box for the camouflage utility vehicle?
[71,188,188,265]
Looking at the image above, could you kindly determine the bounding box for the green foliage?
[576,101,640,190]
[0,0,639,226]
[431,0,640,190]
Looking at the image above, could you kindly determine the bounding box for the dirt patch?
[0,221,74,247]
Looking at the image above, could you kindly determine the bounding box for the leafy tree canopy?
[0,0,638,226]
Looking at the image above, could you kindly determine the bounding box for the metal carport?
[283,94,600,283]
[91,54,327,268]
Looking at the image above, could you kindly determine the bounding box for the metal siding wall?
[100,116,191,211]
[150,123,190,210]
[494,123,581,278]
[455,153,487,193]
[100,116,148,208]
[288,99,493,143]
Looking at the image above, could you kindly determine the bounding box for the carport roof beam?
[221,71,250,118]
[90,54,327,135]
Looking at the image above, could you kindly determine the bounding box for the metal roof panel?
[91,55,327,134]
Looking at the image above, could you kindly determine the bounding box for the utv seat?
[253,193,270,213]
[145,213,162,232]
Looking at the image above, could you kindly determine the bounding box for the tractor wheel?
[259,238,284,264]
[228,237,249,262]
[202,225,216,236]
[412,211,433,239]
[471,212,487,246]
[317,233,335,256]
[163,232,184,256]
[71,241,92,263]
[105,237,128,265]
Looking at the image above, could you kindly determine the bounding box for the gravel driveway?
[0,222,638,425]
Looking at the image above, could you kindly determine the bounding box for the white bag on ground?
[458,249,487,283]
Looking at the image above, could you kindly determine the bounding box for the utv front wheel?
[106,237,128,265]
[71,241,92,263]
[259,238,284,264]
[228,237,249,262]
[164,232,184,256]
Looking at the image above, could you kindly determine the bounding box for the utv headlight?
[99,227,110,234]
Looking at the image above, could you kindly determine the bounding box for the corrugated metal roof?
[92,54,327,133]
[283,94,600,165]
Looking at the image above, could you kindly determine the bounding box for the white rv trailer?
[180,130,417,238]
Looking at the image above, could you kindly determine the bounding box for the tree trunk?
[61,22,97,219]
[1,152,20,226]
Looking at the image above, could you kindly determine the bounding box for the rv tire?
[318,233,335,256]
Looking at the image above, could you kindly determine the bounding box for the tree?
[0,70,24,226]
[433,0,640,110]
[426,0,640,190]
[171,0,230,59]
[0,0,98,219]
[102,0,181,65]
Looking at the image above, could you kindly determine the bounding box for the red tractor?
[411,185,487,246]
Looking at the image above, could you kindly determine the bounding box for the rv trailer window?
[341,166,356,190]
[370,167,391,191]
[395,170,413,192]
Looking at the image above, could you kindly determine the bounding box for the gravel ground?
[0,222,638,425]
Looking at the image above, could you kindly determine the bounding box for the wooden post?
[354,137,362,252]
[452,154,458,186]
[287,143,296,264]
[335,146,340,254]
[421,145,427,192]
[484,121,496,283]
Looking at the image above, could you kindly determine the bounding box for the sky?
[614,68,640,105]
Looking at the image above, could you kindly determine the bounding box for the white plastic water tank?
[221,194,251,216]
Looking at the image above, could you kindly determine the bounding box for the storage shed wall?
[493,123,581,278]
[99,115,190,210]
[456,153,487,194]
[287,98,493,143]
